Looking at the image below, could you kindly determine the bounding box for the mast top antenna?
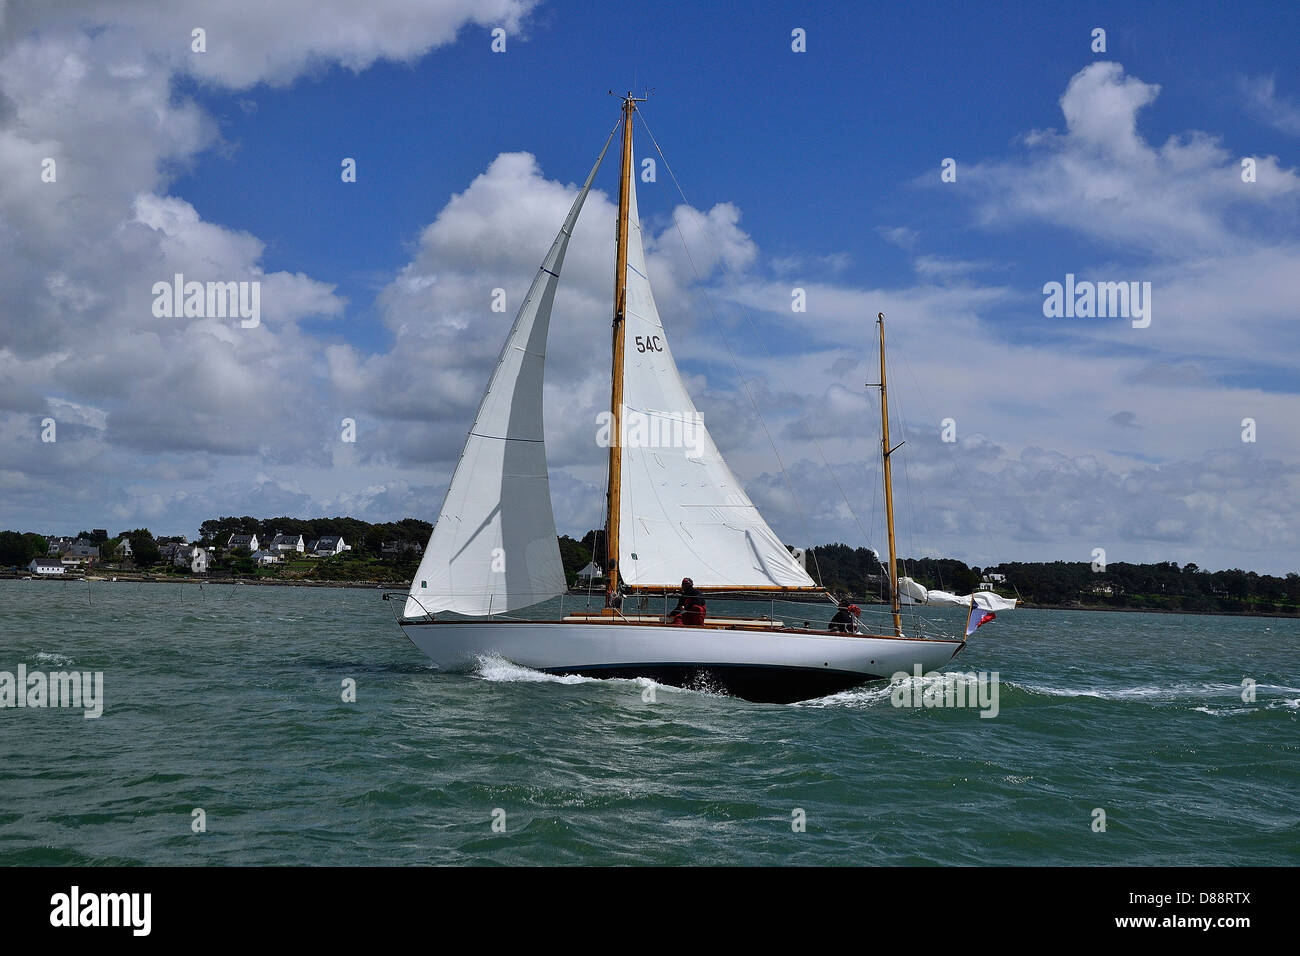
[607,89,651,108]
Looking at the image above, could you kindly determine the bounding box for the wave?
[471,655,700,695]
[1192,706,1254,717]
[472,655,593,685]
[1008,680,1300,702]
[30,652,74,667]
[797,683,896,708]
[802,675,1300,714]
[1193,697,1299,717]
[800,672,989,709]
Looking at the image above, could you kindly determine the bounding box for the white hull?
[399,619,965,703]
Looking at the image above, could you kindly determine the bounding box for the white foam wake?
[471,655,698,695]
[799,671,991,709]
[1008,680,1290,701]
[31,652,74,667]
[797,681,896,708]
[472,655,595,684]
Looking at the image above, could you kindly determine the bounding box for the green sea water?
[0,579,1296,866]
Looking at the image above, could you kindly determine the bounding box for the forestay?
[405,132,614,618]
[615,145,815,590]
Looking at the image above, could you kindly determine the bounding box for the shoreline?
[1,573,399,591]
[2,575,1298,618]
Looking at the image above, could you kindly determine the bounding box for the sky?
[1,0,1298,573]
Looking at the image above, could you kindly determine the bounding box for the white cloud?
[0,0,541,533]
[1,0,538,90]
[1240,75,1300,136]
[956,62,1299,255]
[0,14,1295,577]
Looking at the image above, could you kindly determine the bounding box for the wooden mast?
[877,312,903,637]
[605,92,643,606]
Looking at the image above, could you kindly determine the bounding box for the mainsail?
[614,145,816,590]
[405,131,614,618]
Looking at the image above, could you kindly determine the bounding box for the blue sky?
[168,1,1298,320]
[2,0,1298,572]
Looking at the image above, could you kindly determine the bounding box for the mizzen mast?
[876,312,904,638]
[605,91,645,606]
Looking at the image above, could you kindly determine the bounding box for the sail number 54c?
[634,335,664,353]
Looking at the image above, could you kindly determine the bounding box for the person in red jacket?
[668,577,707,626]
[829,596,860,632]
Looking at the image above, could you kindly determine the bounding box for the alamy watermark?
[596,405,705,458]
[50,886,150,936]
[152,272,260,328]
[1,664,103,718]
[1042,273,1151,328]
[890,665,1000,718]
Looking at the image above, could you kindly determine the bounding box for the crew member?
[829,597,860,632]
[668,577,707,626]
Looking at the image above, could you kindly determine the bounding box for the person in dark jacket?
[829,597,860,632]
[668,577,707,626]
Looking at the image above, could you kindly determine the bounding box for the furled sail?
[405,132,614,618]
[897,576,1018,611]
[614,143,816,590]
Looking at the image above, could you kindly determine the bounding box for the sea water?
[0,580,1295,865]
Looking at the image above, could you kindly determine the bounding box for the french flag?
[966,603,996,637]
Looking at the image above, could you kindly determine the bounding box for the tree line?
[803,543,1300,614]
[196,516,431,553]
[0,517,432,572]
[6,523,1297,614]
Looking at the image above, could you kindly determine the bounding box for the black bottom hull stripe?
[539,663,885,704]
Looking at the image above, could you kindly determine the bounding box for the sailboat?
[397,94,1010,704]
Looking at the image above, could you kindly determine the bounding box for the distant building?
[114,538,133,558]
[162,544,209,573]
[982,573,1007,584]
[313,535,347,556]
[28,558,66,575]
[227,533,259,552]
[269,533,304,553]
[381,540,423,559]
[250,549,279,566]
[576,561,603,583]
[46,536,75,555]
[63,539,99,564]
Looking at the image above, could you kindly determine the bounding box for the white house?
[28,558,66,575]
[576,561,603,583]
[114,538,133,558]
[227,533,259,552]
[64,539,99,563]
[314,535,346,556]
[169,544,209,573]
[269,533,305,553]
[250,549,279,566]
